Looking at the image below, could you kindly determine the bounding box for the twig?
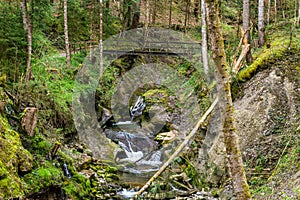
[135,97,219,197]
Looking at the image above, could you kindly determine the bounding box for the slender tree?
[144,0,150,36]
[123,0,132,31]
[194,0,200,22]
[63,0,71,67]
[20,0,32,81]
[275,0,278,22]
[282,0,286,19]
[169,0,172,28]
[105,0,110,9]
[243,0,252,63]
[298,0,300,25]
[99,0,103,78]
[89,0,95,61]
[201,0,209,74]
[204,0,251,199]
[258,0,265,47]
[152,0,157,25]
[131,0,141,29]
[184,0,191,32]
[267,0,271,25]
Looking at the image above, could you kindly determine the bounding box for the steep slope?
[0,89,33,199]
[196,28,300,199]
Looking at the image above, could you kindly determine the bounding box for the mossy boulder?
[0,114,33,199]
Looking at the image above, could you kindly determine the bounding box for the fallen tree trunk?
[136,97,219,197]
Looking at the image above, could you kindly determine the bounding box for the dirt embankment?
[198,50,300,198]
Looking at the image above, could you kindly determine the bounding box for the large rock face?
[234,68,298,150]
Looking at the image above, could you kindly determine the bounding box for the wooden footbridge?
[70,40,202,57]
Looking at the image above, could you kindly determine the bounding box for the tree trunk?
[99,0,103,79]
[243,0,252,63]
[20,0,28,31]
[275,0,277,22]
[89,0,95,61]
[144,0,149,40]
[64,0,71,67]
[20,0,32,81]
[131,0,141,29]
[282,0,286,19]
[169,0,172,28]
[152,0,157,25]
[194,0,200,22]
[184,0,191,32]
[201,0,209,74]
[298,0,300,25]
[123,0,132,31]
[267,0,271,25]
[106,0,109,9]
[258,0,265,47]
[204,0,251,199]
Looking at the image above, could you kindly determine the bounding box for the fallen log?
[135,97,219,197]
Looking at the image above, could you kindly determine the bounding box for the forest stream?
[1,0,300,199]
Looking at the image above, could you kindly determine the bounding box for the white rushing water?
[117,189,137,199]
[118,141,144,163]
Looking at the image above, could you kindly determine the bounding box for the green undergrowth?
[250,125,300,198]
[31,52,86,111]
[22,161,62,194]
[10,52,87,143]
[237,26,300,82]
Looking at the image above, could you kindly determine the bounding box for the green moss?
[237,32,300,82]
[30,134,52,156]
[0,114,33,199]
[62,173,92,199]
[22,161,62,194]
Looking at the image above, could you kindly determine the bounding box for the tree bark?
[267,0,271,25]
[123,0,132,31]
[184,0,191,32]
[194,0,200,22]
[201,0,209,74]
[89,0,95,61]
[105,0,110,9]
[258,0,265,47]
[144,0,149,39]
[131,0,141,29]
[169,0,172,28]
[282,0,286,19]
[205,0,251,199]
[99,0,103,79]
[298,0,300,25]
[275,0,277,23]
[20,0,28,31]
[64,0,71,67]
[20,0,32,81]
[243,0,252,63]
[152,0,157,25]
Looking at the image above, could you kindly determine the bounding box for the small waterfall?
[118,141,143,163]
[117,188,137,199]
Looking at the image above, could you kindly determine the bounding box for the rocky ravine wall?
[197,65,300,197]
